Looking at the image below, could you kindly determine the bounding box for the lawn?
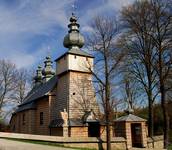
[0,137,96,150]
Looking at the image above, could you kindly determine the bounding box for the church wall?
[35,97,50,135]
[56,73,69,118]
[10,109,36,134]
[17,111,29,134]
[28,109,36,134]
[15,112,21,133]
[68,71,99,119]
[68,54,93,73]
[10,96,52,135]
[49,87,58,120]
[56,55,68,75]
[10,114,17,132]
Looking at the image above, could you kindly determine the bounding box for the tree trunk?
[105,85,111,150]
[106,117,111,150]
[148,98,153,138]
[161,85,169,149]
[147,64,154,138]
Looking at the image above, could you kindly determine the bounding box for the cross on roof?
[71,0,77,16]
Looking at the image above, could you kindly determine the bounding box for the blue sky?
[0,0,134,69]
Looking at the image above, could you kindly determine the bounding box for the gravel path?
[0,138,76,150]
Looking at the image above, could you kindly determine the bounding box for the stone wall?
[147,136,163,149]
[69,126,88,137]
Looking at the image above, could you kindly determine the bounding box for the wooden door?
[88,122,100,137]
[131,123,142,147]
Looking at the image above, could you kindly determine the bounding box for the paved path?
[0,139,76,150]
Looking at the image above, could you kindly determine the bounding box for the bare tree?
[14,69,31,104]
[120,0,172,147]
[0,60,31,125]
[86,15,126,150]
[120,0,159,138]
[121,70,142,112]
[0,59,17,117]
[149,0,172,147]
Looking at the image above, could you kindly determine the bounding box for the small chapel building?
[10,14,100,137]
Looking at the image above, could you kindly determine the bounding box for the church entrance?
[88,122,100,137]
[131,123,142,147]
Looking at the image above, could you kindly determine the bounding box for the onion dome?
[63,14,84,50]
[42,56,55,81]
[34,65,42,85]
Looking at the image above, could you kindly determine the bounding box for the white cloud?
[0,0,73,35]
[79,0,134,25]
[0,0,74,68]
[2,45,53,69]
[81,26,94,33]
[0,0,134,69]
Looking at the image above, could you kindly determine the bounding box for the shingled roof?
[15,75,57,112]
[115,114,146,122]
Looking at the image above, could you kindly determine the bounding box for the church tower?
[55,14,98,121]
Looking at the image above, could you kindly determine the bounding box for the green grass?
[0,137,96,150]
[168,145,172,150]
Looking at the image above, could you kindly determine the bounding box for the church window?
[86,57,88,61]
[40,112,44,125]
[74,55,77,59]
[22,114,26,125]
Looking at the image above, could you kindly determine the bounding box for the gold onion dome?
[63,14,84,49]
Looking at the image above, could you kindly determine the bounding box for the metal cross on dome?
[71,0,77,16]
[47,46,51,56]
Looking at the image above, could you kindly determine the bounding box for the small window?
[64,56,66,60]
[22,114,26,125]
[73,92,76,95]
[74,55,77,59]
[40,112,44,125]
[86,57,88,61]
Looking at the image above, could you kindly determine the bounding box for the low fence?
[0,132,126,150]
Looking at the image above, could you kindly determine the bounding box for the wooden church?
[10,14,100,137]
[10,14,149,149]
